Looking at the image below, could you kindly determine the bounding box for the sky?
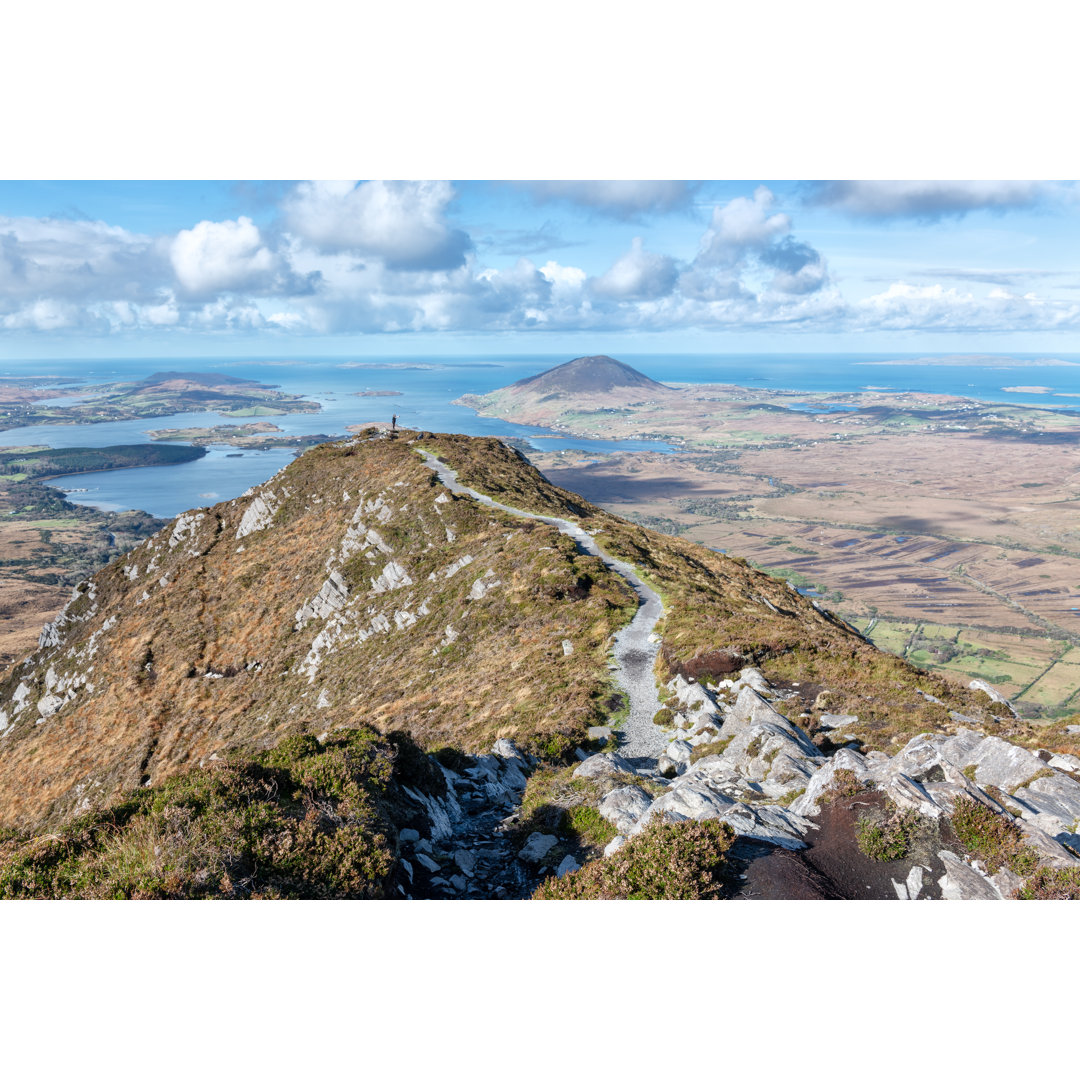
[4,179,1080,359]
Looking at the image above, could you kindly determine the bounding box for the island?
[146,422,333,450]
[0,371,320,432]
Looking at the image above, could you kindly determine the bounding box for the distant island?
[146,421,333,450]
[0,371,320,432]
[856,355,1080,368]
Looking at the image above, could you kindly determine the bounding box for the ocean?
[1,352,1077,519]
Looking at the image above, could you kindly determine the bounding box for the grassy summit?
[0,430,1049,838]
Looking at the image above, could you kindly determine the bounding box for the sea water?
[0,352,1076,518]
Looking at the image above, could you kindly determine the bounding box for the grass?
[534,818,736,899]
[949,796,1040,877]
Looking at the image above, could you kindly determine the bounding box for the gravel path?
[416,448,668,765]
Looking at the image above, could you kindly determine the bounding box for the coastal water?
[1,352,1077,518]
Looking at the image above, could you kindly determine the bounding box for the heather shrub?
[534,818,736,900]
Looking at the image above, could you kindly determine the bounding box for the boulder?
[604,835,628,857]
[398,828,421,844]
[555,855,580,878]
[573,752,638,781]
[598,786,654,834]
[492,738,529,766]
[944,734,1046,791]
[415,852,441,873]
[452,850,477,877]
[937,851,1003,900]
[789,748,871,818]
[632,779,736,831]
[968,678,1018,715]
[818,713,859,730]
[1048,754,1080,774]
[518,832,559,863]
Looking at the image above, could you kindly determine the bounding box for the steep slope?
[0,430,1037,838]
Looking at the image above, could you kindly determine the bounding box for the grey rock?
[398,828,420,844]
[562,639,574,656]
[453,850,477,877]
[572,752,638,780]
[604,835,628,857]
[492,738,529,765]
[1048,753,1080,774]
[819,713,860,730]
[598,786,654,834]
[633,779,735,830]
[415,852,441,873]
[449,875,468,891]
[789,748,871,818]
[1013,817,1080,869]
[667,740,693,764]
[937,851,1003,900]
[518,832,559,863]
[733,667,771,694]
[968,678,1018,715]
[1066,726,1080,735]
[945,733,1046,791]
[555,855,580,878]
[999,771,1080,843]
[400,859,413,884]
[882,772,945,819]
[587,726,613,742]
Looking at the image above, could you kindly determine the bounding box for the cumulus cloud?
[592,237,678,300]
[758,237,828,294]
[520,181,696,219]
[854,281,1080,332]
[170,216,312,297]
[282,180,470,270]
[808,181,1049,220]
[697,186,791,265]
[0,216,165,307]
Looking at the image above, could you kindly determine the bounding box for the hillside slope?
[0,430,1043,838]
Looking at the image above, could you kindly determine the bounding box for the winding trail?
[416,448,668,764]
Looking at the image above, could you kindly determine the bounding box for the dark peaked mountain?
[509,355,672,396]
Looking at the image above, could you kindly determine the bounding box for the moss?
[652,707,675,727]
[534,818,737,900]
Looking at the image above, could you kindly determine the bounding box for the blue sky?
[3,179,1080,358]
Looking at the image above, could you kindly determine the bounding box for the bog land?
[462,377,1080,717]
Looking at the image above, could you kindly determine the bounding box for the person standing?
[391,414,398,431]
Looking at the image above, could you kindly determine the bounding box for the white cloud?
[591,237,678,300]
[170,217,284,296]
[854,281,1080,331]
[520,181,696,219]
[810,181,1050,219]
[2,299,92,331]
[282,180,470,270]
[697,186,790,264]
